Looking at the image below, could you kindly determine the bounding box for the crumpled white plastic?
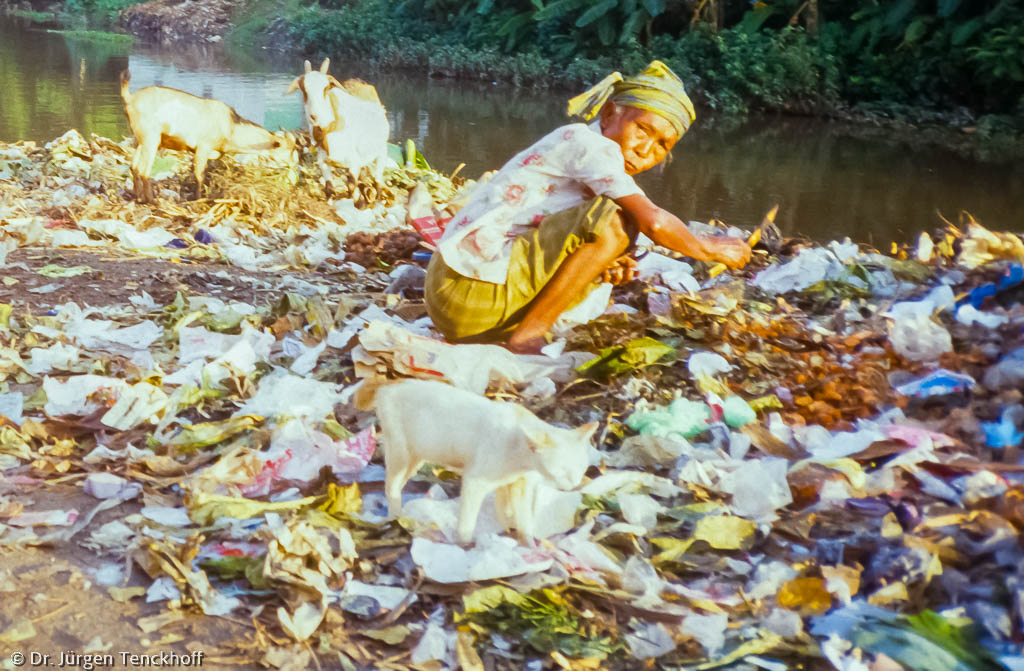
[885,285,955,361]
[720,458,793,521]
[410,536,554,583]
[238,368,344,422]
[752,247,845,294]
[688,351,732,377]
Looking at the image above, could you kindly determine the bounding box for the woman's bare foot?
[505,333,546,354]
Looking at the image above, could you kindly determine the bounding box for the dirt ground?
[0,248,356,670]
[0,482,259,669]
[0,247,342,312]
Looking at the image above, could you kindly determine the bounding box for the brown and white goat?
[120,69,295,203]
[286,59,391,190]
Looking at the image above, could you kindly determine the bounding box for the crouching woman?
[426,61,751,353]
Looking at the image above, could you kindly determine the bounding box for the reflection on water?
[1,16,1021,242]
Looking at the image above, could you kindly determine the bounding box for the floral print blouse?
[436,121,643,284]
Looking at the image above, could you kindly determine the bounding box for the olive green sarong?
[425,197,622,342]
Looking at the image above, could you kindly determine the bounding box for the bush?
[262,0,1023,127]
[61,0,148,25]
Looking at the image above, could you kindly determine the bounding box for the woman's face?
[600,103,681,175]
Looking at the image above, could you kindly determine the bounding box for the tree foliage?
[383,0,1023,117]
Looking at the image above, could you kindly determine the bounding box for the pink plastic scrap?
[240,427,377,497]
[7,509,79,527]
[884,425,956,449]
[197,541,267,560]
[240,451,292,498]
[340,427,376,466]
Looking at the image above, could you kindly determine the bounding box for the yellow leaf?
[693,515,757,550]
[319,482,362,516]
[461,585,526,615]
[187,492,318,526]
[166,415,262,452]
[868,582,909,606]
[776,577,832,615]
[456,631,484,671]
[651,537,695,565]
[360,625,411,645]
[821,565,861,600]
[881,512,902,539]
[692,634,784,670]
[0,427,31,460]
[0,616,36,643]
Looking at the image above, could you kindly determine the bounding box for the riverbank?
[252,0,1024,139]
[6,0,1024,153]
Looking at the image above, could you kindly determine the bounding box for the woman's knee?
[593,211,631,256]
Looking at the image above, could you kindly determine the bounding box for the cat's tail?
[352,374,399,411]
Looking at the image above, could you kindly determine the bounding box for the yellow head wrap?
[566,60,695,138]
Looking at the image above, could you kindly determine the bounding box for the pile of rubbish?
[121,0,237,43]
[1,129,1023,670]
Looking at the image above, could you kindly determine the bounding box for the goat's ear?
[326,75,344,90]
[303,60,312,73]
[319,57,330,73]
[521,424,554,451]
[285,77,301,95]
[577,422,599,442]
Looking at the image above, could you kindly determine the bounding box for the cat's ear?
[577,422,599,442]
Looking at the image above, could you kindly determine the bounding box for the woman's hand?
[706,237,751,269]
[601,254,638,285]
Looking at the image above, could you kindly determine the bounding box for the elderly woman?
[426,61,751,353]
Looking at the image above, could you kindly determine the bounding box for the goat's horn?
[320,57,330,73]
[303,60,312,73]
[285,77,301,95]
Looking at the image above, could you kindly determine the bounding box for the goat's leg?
[192,144,213,200]
[132,140,160,204]
[317,155,337,196]
[456,478,492,545]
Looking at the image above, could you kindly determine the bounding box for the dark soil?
[0,247,343,311]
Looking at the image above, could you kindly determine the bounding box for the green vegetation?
[48,28,133,43]
[263,0,1024,129]
[7,0,150,28]
[62,0,148,24]
[8,8,54,22]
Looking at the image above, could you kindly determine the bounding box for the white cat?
[357,378,596,545]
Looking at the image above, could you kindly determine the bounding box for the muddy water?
[2,15,1021,242]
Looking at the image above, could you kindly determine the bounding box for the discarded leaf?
[0,615,36,643]
[166,414,262,452]
[37,264,95,278]
[187,492,319,525]
[776,577,832,615]
[577,337,674,379]
[318,482,362,516]
[360,625,411,645]
[692,514,757,550]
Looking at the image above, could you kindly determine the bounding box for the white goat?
[286,58,390,192]
[120,70,295,203]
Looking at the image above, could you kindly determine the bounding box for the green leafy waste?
[577,336,674,380]
[199,556,269,589]
[458,585,623,659]
[849,609,1006,671]
[387,140,430,172]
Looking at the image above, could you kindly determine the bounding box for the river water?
[1,16,1021,242]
